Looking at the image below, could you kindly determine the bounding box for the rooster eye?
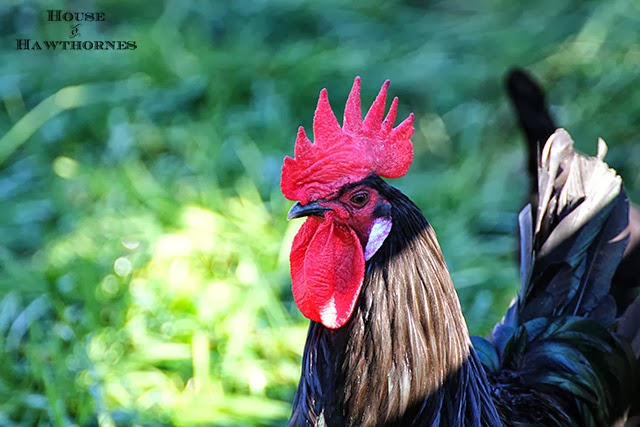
[349,191,369,207]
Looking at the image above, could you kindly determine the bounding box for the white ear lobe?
[364,216,392,260]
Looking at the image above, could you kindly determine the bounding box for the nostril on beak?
[287,201,331,220]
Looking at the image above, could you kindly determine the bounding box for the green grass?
[1,0,639,425]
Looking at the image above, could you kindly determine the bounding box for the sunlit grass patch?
[83,181,301,424]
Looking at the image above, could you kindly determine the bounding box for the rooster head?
[281,77,415,329]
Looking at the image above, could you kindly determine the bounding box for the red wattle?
[290,214,365,329]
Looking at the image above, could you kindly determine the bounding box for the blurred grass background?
[1,0,639,425]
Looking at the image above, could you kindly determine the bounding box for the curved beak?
[287,201,331,220]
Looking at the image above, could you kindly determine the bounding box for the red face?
[314,185,390,249]
[288,182,393,329]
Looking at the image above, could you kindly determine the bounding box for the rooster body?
[281,78,640,426]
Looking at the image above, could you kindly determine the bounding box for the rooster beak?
[287,201,331,220]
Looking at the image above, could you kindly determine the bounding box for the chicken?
[281,77,640,426]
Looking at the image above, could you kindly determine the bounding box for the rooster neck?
[289,179,502,426]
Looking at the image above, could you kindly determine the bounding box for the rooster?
[281,77,640,426]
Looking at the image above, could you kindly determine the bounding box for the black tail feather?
[505,68,557,195]
[483,129,639,426]
[505,68,640,318]
[506,129,629,327]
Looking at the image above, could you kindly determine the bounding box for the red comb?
[281,77,414,204]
